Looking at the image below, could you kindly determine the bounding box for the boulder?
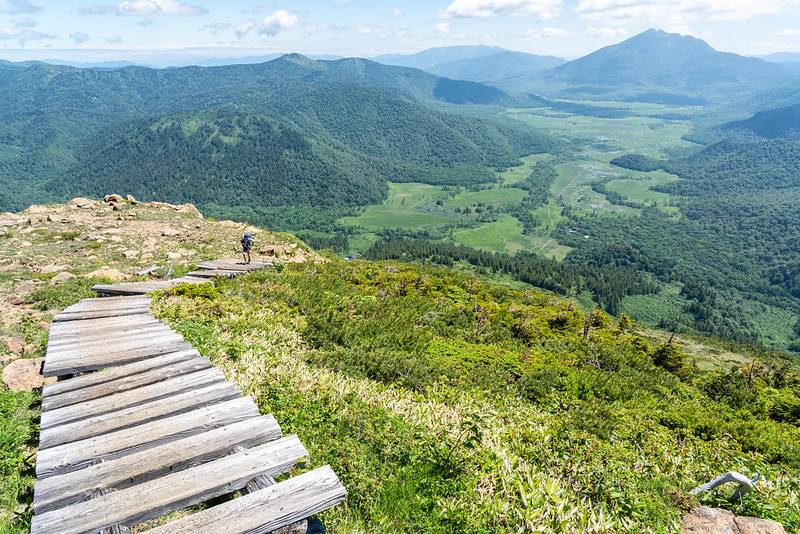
[112,202,127,211]
[142,238,158,252]
[15,281,37,295]
[735,516,787,534]
[1,357,53,391]
[0,215,21,227]
[681,507,787,534]
[39,264,66,274]
[167,252,183,260]
[21,205,53,215]
[123,250,139,259]
[174,203,203,218]
[682,507,738,534]
[104,194,125,203]
[1,336,25,355]
[126,194,140,205]
[150,201,177,210]
[47,214,61,223]
[49,271,76,284]
[67,197,96,208]
[84,267,126,281]
[161,228,181,237]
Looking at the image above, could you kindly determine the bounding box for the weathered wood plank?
[52,306,152,322]
[145,466,347,534]
[48,314,162,336]
[56,295,152,313]
[46,330,184,359]
[30,435,309,534]
[53,296,153,321]
[41,356,212,411]
[38,380,242,449]
[40,367,226,430]
[34,415,282,514]
[43,339,194,377]
[42,349,202,400]
[36,396,259,478]
[91,277,207,296]
[45,327,178,352]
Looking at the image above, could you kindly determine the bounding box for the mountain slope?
[428,51,566,84]
[721,104,800,140]
[373,45,566,87]
[373,45,508,69]
[522,29,797,101]
[0,55,548,215]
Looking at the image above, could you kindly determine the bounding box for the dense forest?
[0,56,557,214]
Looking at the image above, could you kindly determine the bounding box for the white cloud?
[520,26,575,38]
[77,4,116,15]
[442,0,562,19]
[15,17,36,27]
[70,31,91,43]
[243,3,275,14]
[106,35,123,43]
[575,0,799,26]
[436,22,451,33]
[202,22,230,34]
[356,24,378,35]
[584,26,628,37]
[258,9,299,35]
[306,23,335,35]
[0,0,41,14]
[387,6,405,16]
[778,28,800,35]
[236,19,255,38]
[117,0,207,16]
[334,0,354,4]
[0,25,53,43]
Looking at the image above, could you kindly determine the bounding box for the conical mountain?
[527,29,797,102]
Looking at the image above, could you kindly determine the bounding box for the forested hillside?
[0,55,558,218]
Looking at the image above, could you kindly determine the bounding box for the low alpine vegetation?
[154,259,800,533]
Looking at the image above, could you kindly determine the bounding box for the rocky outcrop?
[682,507,786,534]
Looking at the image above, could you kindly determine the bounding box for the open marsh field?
[341,99,696,261]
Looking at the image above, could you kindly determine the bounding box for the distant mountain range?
[0,53,558,223]
[373,45,566,85]
[370,32,799,104]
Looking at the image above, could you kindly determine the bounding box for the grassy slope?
[1,199,798,532]
[151,260,799,533]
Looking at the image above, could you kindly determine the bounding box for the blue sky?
[1,0,799,65]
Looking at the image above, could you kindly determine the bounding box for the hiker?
[241,233,254,264]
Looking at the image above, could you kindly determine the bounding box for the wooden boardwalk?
[92,258,272,296]
[33,258,346,533]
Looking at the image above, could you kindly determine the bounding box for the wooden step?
[36,396,260,479]
[30,435,309,534]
